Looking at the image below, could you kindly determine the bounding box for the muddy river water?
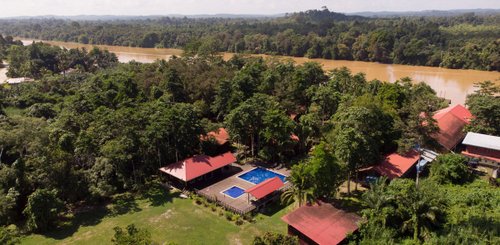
[1,39,498,105]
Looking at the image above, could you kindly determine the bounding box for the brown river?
[1,39,498,105]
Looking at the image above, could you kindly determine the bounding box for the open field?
[20,185,292,245]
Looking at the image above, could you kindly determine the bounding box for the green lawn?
[20,185,292,245]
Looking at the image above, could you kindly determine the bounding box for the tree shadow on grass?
[41,193,142,240]
[108,193,141,216]
[259,201,289,217]
[334,191,366,214]
[41,205,109,240]
[37,182,178,240]
[141,181,178,206]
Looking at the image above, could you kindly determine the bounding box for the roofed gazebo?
[245,176,284,203]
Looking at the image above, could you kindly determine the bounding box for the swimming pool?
[238,167,287,185]
[222,186,245,199]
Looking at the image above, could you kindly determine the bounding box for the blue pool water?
[238,167,287,184]
[222,186,245,198]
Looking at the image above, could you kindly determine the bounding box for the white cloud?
[0,0,498,17]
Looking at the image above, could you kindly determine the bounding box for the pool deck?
[197,163,290,214]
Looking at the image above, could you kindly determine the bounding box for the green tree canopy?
[225,93,295,160]
[430,154,472,185]
[23,189,63,232]
[112,224,158,245]
[327,105,384,194]
[465,82,500,135]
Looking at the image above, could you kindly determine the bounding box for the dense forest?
[0,33,499,244]
[0,9,499,71]
[0,35,23,67]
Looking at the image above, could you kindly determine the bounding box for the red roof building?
[282,202,361,245]
[202,128,230,145]
[159,152,236,182]
[433,104,472,122]
[432,104,472,150]
[373,150,420,180]
[245,177,284,199]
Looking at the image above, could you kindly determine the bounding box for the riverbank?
[19,38,183,63]
[13,38,500,104]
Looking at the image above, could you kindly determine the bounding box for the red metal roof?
[433,104,472,123]
[159,152,236,182]
[245,177,284,199]
[202,128,230,145]
[432,104,472,150]
[433,113,468,150]
[281,202,361,245]
[374,150,420,179]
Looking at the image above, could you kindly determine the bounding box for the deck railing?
[194,182,292,215]
[194,189,256,215]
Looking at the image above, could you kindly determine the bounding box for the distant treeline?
[0,9,499,71]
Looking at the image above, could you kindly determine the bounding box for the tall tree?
[465,81,500,136]
[395,79,444,152]
[306,142,345,199]
[225,93,295,159]
[23,189,63,232]
[327,106,382,194]
[160,68,186,103]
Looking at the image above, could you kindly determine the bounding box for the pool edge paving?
[238,167,288,185]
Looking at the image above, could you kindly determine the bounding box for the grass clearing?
[20,184,292,245]
[3,106,25,117]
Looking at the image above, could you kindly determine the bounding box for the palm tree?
[397,180,446,241]
[364,178,446,241]
[362,176,391,226]
[281,164,314,207]
[281,183,314,208]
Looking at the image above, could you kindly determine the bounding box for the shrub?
[225,211,233,221]
[430,154,472,184]
[0,225,19,245]
[232,214,241,222]
[112,224,156,245]
[235,217,244,226]
[243,213,254,222]
[188,193,196,199]
[210,204,217,212]
[194,197,203,205]
[253,232,299,245]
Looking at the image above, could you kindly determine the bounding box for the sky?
[0,0,499,17]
